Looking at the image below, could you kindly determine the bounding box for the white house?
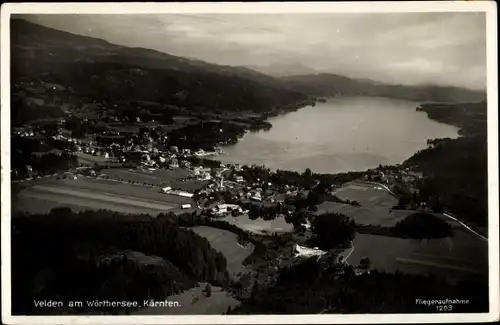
[177,191,194,198]
[250,191,262,202]
[170,158,179,168]
[294,245,326,259]
[212,204,242,216]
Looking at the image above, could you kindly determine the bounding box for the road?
[353,180,398,197]
[342,241,355,264]
[442,212,488,242]
[362,181,488,242]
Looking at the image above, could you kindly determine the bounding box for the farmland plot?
[218,214,293,235]
[191,226,254,277]
[348,232,488,283]
[13,177,197,216]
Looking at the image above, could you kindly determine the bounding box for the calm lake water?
[218,97,460,174]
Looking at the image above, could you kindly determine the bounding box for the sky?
[20,13,487,90]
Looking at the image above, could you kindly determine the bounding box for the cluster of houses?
[365,167,423,188]
[12,127,35,138]
[14,81,70,107]
[194,166,296,216]
[14,110,306,216]
[210,203,246,216]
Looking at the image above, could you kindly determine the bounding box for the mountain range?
[243,62,317,78]
[279,74,485,103]
[11,18,485,119]
[11,19,308,115]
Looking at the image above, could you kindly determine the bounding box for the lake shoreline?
[213,96,460,175]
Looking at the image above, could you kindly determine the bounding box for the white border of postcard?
[1,1,499,324]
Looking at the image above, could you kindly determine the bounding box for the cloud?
[18,12,486,90]
[388,59,451,74]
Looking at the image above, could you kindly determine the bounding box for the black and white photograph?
[1,2,498,324]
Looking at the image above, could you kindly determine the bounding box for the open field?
[315,204,445,227]
[13,176,197,216]
[13,197,104,215]
[191,226,254,277]
[334,181,398,209]
[348,231,488,283]
[134,283,239,315]
[16,185,176,215]
[327,181,488,282]
[218,214,293,235]
[316,201,401,226]
[316,181,403,226]
[102,168,208,191]
[75,152,116,165]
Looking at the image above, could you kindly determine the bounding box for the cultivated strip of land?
[24,185,176,211]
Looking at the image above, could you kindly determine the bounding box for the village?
[12,108,425,219]
[11,79,429,272]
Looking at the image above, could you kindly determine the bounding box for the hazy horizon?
[17,13,487,91]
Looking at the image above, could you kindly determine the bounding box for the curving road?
[361,181,488,242]
[442,212,488,242]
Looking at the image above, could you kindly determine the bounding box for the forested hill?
[10,19,308,114]
[404,101,488,227]
[11,209,230,315]
[243,62,318,78]
[280,73,485,103]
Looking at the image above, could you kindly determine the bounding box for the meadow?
[218,214,294,235]
[191,226,254,277]
[13,176,197,216]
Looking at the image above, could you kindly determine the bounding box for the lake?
[218,97,460,174]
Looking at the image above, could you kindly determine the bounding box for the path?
[359,181,488,242]
[342,241,355,264]
[442,212,488,242]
